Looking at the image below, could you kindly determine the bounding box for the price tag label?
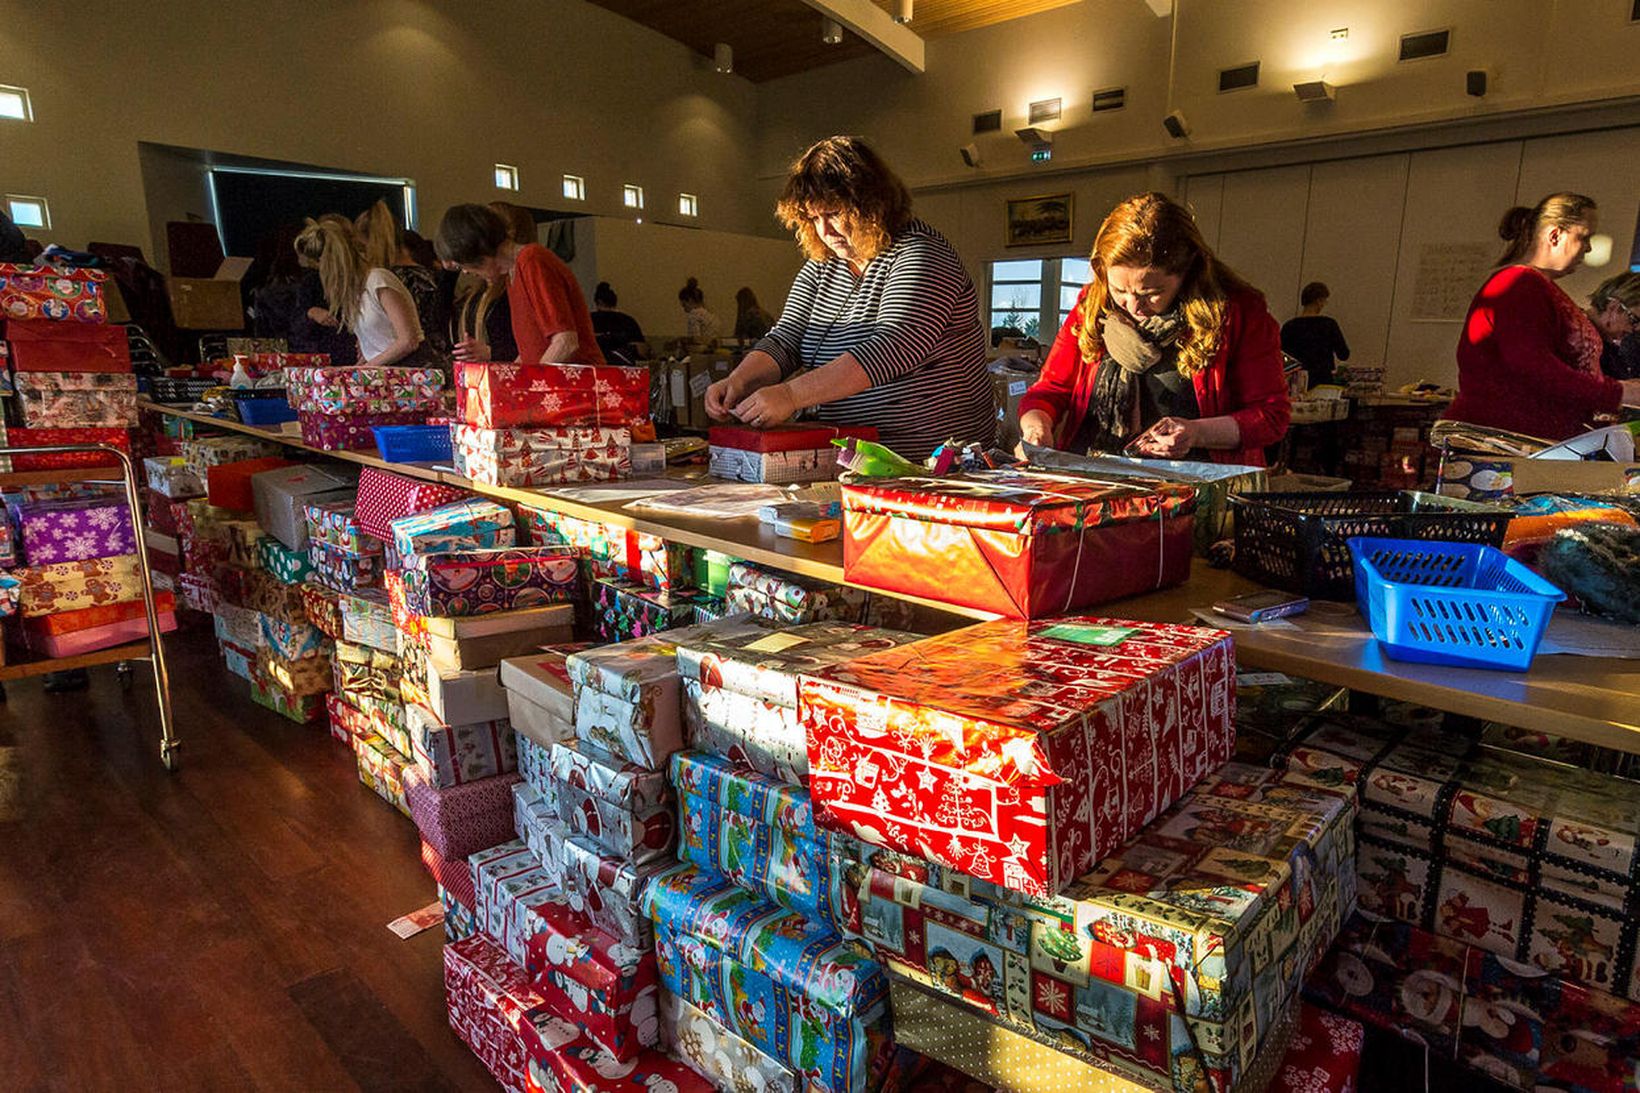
[1039,623,1139,647]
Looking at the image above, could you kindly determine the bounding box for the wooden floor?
[0,625,497,1093]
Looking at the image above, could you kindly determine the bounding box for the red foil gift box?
[800,617,1236,897]
[841,469,1195,619]
[205,456,296,513]
[6,427,131,469]
[457,361,649,429]
[6,318,131,371]
[707,422,877,452]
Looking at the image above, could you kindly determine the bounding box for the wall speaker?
[1162,110,1190,139]
[1466,69,1489,97]
[959,142,981,168]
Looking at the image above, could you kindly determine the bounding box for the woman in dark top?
[590,281,646,364]
[1280,281,1351,388]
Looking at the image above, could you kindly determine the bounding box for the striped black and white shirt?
[755,219,997,458]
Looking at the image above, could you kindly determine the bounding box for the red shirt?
[507,244,605,367]
[1018,286,1290,466]
[1444,265,1621,441]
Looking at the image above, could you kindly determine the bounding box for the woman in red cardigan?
[1444,193,1640,440]
[1018,193,1289,467]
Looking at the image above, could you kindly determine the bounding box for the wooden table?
[142,399,1640,754]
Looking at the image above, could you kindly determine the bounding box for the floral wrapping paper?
[251,671,326,724]
[353,731,412,815]
[257,536,313,585]
[524,899,660,1062]
[1271,1006,1364,1093]
[589,578,702,643]
[338,589,399,653]
[256,646,334,697]
[0,263,107,321]
[708,445,840,485]
[7,426,131,470]
[355,467,470,541]
[14,553,143,616]
[405,765,522,861]
[454,425,632,488]
[800,616,1237,898]
[144,457,205,500]
[401,547,579,618]
[307,540,384,592]
[644,864,889,1093]
[540,757,677,866]
[408,704,517,789]
[660,989,803,1093]
[390,499,517,558]
[673,751,858,933]
[297,409,427,451]
[457,361,650,429]
[283,363,446,414]
[14,371,138,428]
[303,498,384,557]
[243,569,308,623]
[441,884,478,943]
[724,562,867,625]
[17,497,136,566]
[842,765,1353,1093]
[1308,912,1640,1093]
[257,613,330,662]
[841,470,1197,619]
[1274,714,1640,1002]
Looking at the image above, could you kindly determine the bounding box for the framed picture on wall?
[1005,193,1074,247]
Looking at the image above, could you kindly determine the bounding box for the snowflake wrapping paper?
[660,989,803,1093]
[389,499,517,559]
[1274,713,1640,1002]
[643,863,889,1093]
[841,470,1197,619]
[454,424,632,488]
[17,497,136,566]
[724,562,868,626]
[13,371,138,428]
[400,547,579,618]
[839,764,1353,1093]
[407,703,517,790]
[799,616,1237,898]
[283,363,445,414]
[353,731,412,814]
[457,361,649,429]
[7,426,131,470]
[0,263,107,322]
[523,899,661,1063]
[354,467,469,541]
[14,553,143,616]
[1270,1006,1363,1093]
[297,409,426,451]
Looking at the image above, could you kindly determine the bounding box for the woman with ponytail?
[1445,193,1640,440]
[356,200,452,359]
[1018,192,1288,465]
[293,217,436,369]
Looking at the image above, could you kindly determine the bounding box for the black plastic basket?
[1228,490,1513,601]
[145,376,219,402]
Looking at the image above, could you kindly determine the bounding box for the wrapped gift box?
[524,900,660,1062]
[441,884,478,942]
[709,446,841,485]
[645,864,889,1093]
[0,263,107,322]
[257,613,329,661]
[724,561,867,625]
[455,425,632,487]
[549,737,670,814]
[515,736,553,804]
[298,582,343,639]
[541,747,676,865]
[355,467,469,541]
[334,640,402,703]
[7,426,131,470]
[708,423,878,454]
[471,838,564,967]
[424,603,575,674]
[143,456,206,500]
[256,536,313,585]
[22,607,176,657]
[284,363,445,414]
[144,531,180,578]
[1271,1006,1364,1093]
[243,570,307,623]
[14,371,139,428]
[674,619,920,783]
[457,361,649,429]
[145,489,185,537]
[181,435,285,479]
[522,510,698,594]
[213,604,262,648]
[297,409,426,451]
[553,834,668,949]
[402,547,579,618]
[23,591,175,636]
[220,639,256,681]
[841,470,1196,618]
[423,837,477,913]
[326,693,371,744]
[406,766,520,860]
[499,649,578,750]
[303,498,383,557]
[251,464,358,549]
[589,577,702,643]
[17,496,136,566]
[425,663,511,726]
[408,704,516,789]
[338,589,398,653]
[176,571,221,614]
[801,616,1237,898]
[353,731,412,815]
[307,540,383,592]
[14,553,142,616]
[206,457,296,513]
[256,646,333,697]
[389,499,517,559]
[250,671,326,723]
[673,751,856,931]
[223,519,265,570]
[514,783,562,877]
[5,317,130,371]
[660,989,803,1093]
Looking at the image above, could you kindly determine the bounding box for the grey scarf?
[1085,307,1185,450]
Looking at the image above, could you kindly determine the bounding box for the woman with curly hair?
[704,135,994,457]
[1019,192,1289,465]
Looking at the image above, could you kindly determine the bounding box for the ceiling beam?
[794,0,926,73]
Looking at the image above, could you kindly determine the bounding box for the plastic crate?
[1229,490,1512,601]
[1348,537,1563,671]
[373,424,451,464]
[235,395,298,426]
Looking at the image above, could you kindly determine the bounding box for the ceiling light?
[713,42,733,74]
[894,0,913,23]
[1293,80,1336,102]
[1586,234,1614,268]
[822,18,844,45]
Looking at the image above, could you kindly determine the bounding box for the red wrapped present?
[841,469,1196,618]
[205,457,296,513]
[457,361,649,429]
[299,581,344,639]
[5,427,131,470]
[800,616,1236,897]
[23,609,177,657]
[1271,1006,1363,1093]
[354,466,469,541]
[6,317,130,371]
[24,592,176,636]
[524,901,659,1062]
[0,263,107,322]
[146,489,184,537]
[420,837,477,909]
[297,410,425,451]
[708,422,877,452]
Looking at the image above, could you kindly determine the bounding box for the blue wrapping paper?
[389,499,517,558]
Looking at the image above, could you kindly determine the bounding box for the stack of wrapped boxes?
[284,362,445,451]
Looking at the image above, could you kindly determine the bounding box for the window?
[6,194,49,229]
[677,193,698,217]
[986,255,1091,341]
[493,163,519,191]
[0,84,31,121]
[562,174,585,201]
[622,184,644,210]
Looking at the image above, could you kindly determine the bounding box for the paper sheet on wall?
[1409,241,1496,321]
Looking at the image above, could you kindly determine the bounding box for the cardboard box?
[426,663,510,725]
[167,257,251,330]
[252,464,360,549]
[423,604,576,674]
[498,649,577,749]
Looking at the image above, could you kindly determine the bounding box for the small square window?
[7,194,49,229]
[494,163,519,191]
[622,184,644,210]
[0,85,32,122]
[562,174,586,201]
[678,193,698,218]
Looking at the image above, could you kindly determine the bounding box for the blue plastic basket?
[235,395,298,426]
[1348,536,1564,671]
[373,424,452,464]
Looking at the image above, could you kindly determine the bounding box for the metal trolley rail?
[0,443,179,770]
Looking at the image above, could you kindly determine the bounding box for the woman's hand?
[307,306,339,328]
[1018,410,1055,449]
[731,383,798,429]
[704,377,743,421]
[1129,416,1197,458]
[452,336,491,363]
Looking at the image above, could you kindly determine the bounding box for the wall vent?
[1092,87,1126,112]
[1399,28,1451,62]
[1218,62,1260,93]
[972,110,1002,134]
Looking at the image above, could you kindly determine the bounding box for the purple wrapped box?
[401,547,580,617]
[18,497,136,565]
[404,765,522,861]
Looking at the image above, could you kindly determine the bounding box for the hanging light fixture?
[713,42,733,74]
[821,18,844,45]
[894,0,913,23]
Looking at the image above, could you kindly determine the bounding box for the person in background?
[449,205,540,365]
[733,286,775,343]
[1019,192,1289,466]
[294,218,436,368]
[1444,193,1640,441]
[489,201,537,246]
[1587,271,1640,380]
[434,204,604,367]
[591,282,645,365]
[357,200,452,359]
[678,278,721,346]
[704,135,995,458]
[1,209,33,263]
[1280,281,1350,389]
